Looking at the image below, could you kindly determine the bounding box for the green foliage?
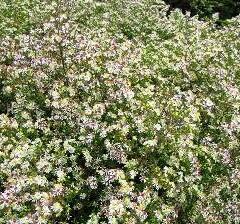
[0,0,240,223]
[165,0,240,20]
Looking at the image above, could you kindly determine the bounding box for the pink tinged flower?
[138,211,148,221]
[41,57,50,65]
[103,169,118,185]
[34,43,42,51]
[13,54,25,65]
[220,149,231,165]
[0,191,10,207]
[52,184,64,196]
[75,52,85,60]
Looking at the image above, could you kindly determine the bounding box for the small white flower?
[52,183,64,196]
[143,139,158,147]
[204,98,214,108]
[42,206,51,216]
[109,199,125,216]
[51,90,60,100]
[56,170,65,181]
[63,140,75,153]
[154,124,162,131]
[87,176,98,189]
[52,202,63,213]
[4,86,12,93]
[129,170,138,179]
[34,176,47,187]
[52,101,60,108]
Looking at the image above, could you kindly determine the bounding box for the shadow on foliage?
[165,0,240,23]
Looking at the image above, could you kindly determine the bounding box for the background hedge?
[165,0,240,20]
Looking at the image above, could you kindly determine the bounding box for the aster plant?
[0,0,240,223]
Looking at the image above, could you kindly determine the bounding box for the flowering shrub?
[0,0,240,223]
